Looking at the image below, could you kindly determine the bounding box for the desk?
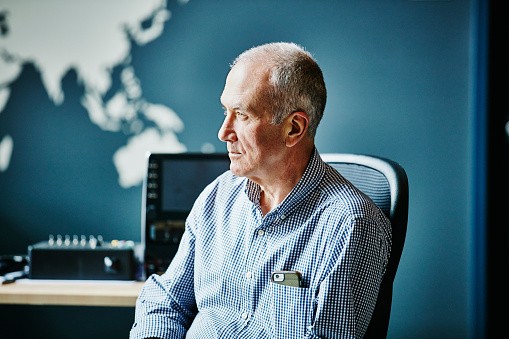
[0,279,144,307]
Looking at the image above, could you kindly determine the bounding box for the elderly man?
[130,42,391,338]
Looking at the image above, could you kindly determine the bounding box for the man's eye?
[222,109,247,119]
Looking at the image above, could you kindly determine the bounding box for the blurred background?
[0,0,506,338]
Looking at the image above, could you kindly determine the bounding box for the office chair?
[321,153,409,338]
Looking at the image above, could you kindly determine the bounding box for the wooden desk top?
[0,279,144,307]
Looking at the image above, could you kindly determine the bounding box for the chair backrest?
[321,153,409,338]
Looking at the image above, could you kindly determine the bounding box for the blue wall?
[0,1,478,337]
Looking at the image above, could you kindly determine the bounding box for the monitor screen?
[161,157,231,213]
[142,153,231,277]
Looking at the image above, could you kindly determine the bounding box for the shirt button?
[257,229,265,236]
[241,312,250,321]
[245,271,252,279]
[281,214,286,220]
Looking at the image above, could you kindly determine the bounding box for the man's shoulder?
[319,166,381,213]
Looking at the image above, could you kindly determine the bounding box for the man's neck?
[257,146,314,215]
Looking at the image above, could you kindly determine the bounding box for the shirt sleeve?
[130,224,198,339]
[305,215,390,338]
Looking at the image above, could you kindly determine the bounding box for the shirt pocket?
[269,282,314,338]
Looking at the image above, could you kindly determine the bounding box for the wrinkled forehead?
[220,61,270,111]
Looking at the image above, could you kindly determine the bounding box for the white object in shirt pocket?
[269,282,314,337]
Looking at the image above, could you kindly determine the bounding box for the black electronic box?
[28,235,138,280]
[141,153,230,279]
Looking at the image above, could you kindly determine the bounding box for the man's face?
[218,62,287,183]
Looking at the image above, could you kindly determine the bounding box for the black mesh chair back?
[322,153,409,338]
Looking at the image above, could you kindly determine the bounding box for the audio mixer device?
[141,153,230,279]
[28,235,139,280]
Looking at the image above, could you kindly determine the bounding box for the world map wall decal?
[0,0,194,188]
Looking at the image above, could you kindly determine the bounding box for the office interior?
[0,1,506,338]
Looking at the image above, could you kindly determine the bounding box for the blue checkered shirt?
[130,149,391,338]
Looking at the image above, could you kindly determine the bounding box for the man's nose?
[218,114,235,142]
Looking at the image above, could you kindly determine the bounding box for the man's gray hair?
[231,42,327,137]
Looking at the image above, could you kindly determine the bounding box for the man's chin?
[229,160,245,177]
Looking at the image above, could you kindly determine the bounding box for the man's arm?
[130,228,198,339]
[305,216,390,338]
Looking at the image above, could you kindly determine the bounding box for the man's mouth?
[227,147,241,155]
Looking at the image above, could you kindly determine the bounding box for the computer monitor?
[141,152,230,278]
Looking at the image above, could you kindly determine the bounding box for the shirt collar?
[245,147,326,219]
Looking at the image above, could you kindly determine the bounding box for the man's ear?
[285,111,309,147]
